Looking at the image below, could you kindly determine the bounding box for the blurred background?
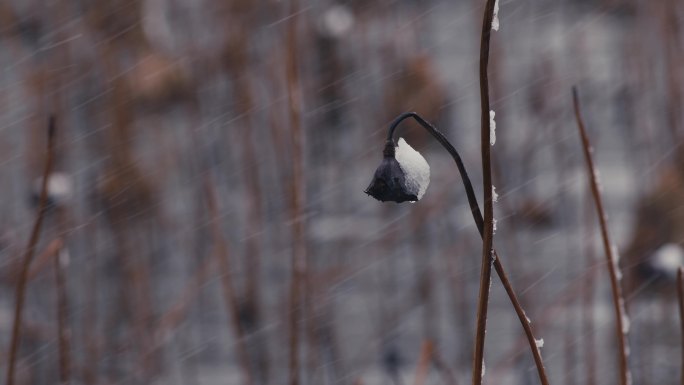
[0,0,683,384]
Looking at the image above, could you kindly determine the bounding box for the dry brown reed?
[573,87,631,385]
[6,117,56,385]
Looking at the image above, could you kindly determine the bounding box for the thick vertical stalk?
[472,0,498,383]
[572,88,630,385]
[678,268,684,385]
[6,117,56,385]
[285,0,307,383]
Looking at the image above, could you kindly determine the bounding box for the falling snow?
[0,0,677,383]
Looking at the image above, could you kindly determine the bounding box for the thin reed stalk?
[6,117,56,385]
[53,242,71,385]
[204,177,254,385]
[81,222,99,385]
[678,267,684,385]
[224,5,267,363]
[413,340,433,385]
[572,87,630,385]
[472,0,498,381]
[24,238,64,281]
[285,0,308,384]
[582,188,598,385]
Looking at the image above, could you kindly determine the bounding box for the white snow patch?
[593,169,603,193]
[492,218,497,234]
[535,338,544,348]
[395,138,430,200]
[650,243,684,278]
[492,0,500,31]
[321,5,354,37]
[492,185,498,202]
[489,110,497,145]
[621,314,630,334]
[34,172,74,204]
[611,244,621,262]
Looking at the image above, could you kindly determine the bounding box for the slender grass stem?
[582,188,598,385]
[204,177,254,385]
[6,117,56,385]
[53,240,71,385]
[678,267,684,385]
[285,0,307,384]
[572,87,630,385]
[413,340,433,385]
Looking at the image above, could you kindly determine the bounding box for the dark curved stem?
[389,112,484,232]
[387,112,550,385]
[6,116,56,385]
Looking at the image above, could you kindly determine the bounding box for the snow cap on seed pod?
[647,243,684,279]
[31,172,74,208]
[365,138,430,203]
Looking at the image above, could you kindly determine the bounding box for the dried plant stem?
[225,7,266,355]
[678,268,684,385]
[472,0,498,382]
[285,0,308,384]
[491,254,549,384]
[6,117,56,385]
[204,177,254,385]
[388,111,550,385]
[81,222,99,385]
[572,87,630,385]
[24,238,64,281]
[661,0,682,143]
[582,189,598,385]
[413,340,433,385]
[53,241,71,385]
